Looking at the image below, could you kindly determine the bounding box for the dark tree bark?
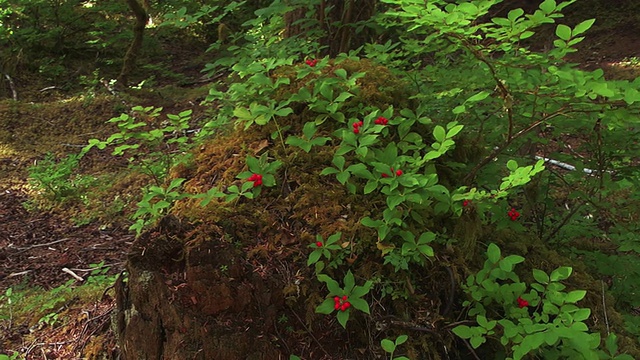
[118,0,148,87]
[284,0,378,57]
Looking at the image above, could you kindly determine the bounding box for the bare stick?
[12,238,72,252]
[7,270,32,278]
[62,267,85,282]
[602,280,610,335]
[4,74,17,100]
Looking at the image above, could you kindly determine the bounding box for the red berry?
[342,295,347,301]
[334,303,341,310]
[334,296,340,302]
[353,128,359,134]
[396,169,403,176]
[316,241,323,247]
[463,200,470,207]
[340,303,349,311]
[517,296,529,308]
[344,301,351,309]
[381,173,389,178]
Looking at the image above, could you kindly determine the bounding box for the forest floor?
[1,2,640,359]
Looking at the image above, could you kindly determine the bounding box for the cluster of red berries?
[247,173,263,187]
[463,200,471,207]
[305,59,318,67]
[516,296,529,308]
[381,167,403,178]
[508,208,520,221]
[352,120,364,134]
[334,295,351,312]
[374,116,389,125]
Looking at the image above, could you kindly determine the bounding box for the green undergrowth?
[0,264,116,343]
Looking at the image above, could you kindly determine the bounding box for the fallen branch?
[7,270,32,278]
[12,238,72,252]
[4,74,17,100]
[534,155,611,175]
[62,267,85,282]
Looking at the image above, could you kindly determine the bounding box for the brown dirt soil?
[0,189,130,289]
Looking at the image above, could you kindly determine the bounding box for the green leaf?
[487,243,501,264]
[470,336,485,349]
[315,298,336,314]
[556,24,572,41]
[433,126,446,142]
[337,308,349,328]
[320,167,339,175]
[317,274,342,295]
[446,124,464,138]
[507,159,519,171]
[302,121,317,139]
[364,180,378,194]
[334,68,347,79]
[344,270,356,293]
[381,339,396,353]
[387,194,405,209]
[572,308,591,322]
[605,333,619,355]
[396,334,408,345]
[361,216,382,228]
[246,156,260,172]
[549,266,572,281]
[565,290,587,303]
[307,250,321,266]
[233,106,252,120]
[533,269,550,284]
[507,8,524,22]
[334,91,353,103]
[336,171,350,184]
[350,281,372,298]
[467,91,490,103]
[572,19,595,36]
[452,325,473,339]
[349,297,370,314]
[624,88,640,104]
[452,105,466,114]
[539,0,556,14]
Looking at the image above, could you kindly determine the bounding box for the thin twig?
[288,304,330,358]
[601,280,610,335]
[11,238,72,252]
[62,267,85,282]
[461,338,482,360]
[4,74,17,100]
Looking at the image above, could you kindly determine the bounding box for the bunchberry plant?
[315,270,373,328]
[196,152,283,206]
[307,232,345,273]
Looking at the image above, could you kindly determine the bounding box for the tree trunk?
[113,216,284,359]
[284,0,377,57]
[118,0,148,87]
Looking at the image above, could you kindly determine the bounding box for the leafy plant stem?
[464,109,566,184]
